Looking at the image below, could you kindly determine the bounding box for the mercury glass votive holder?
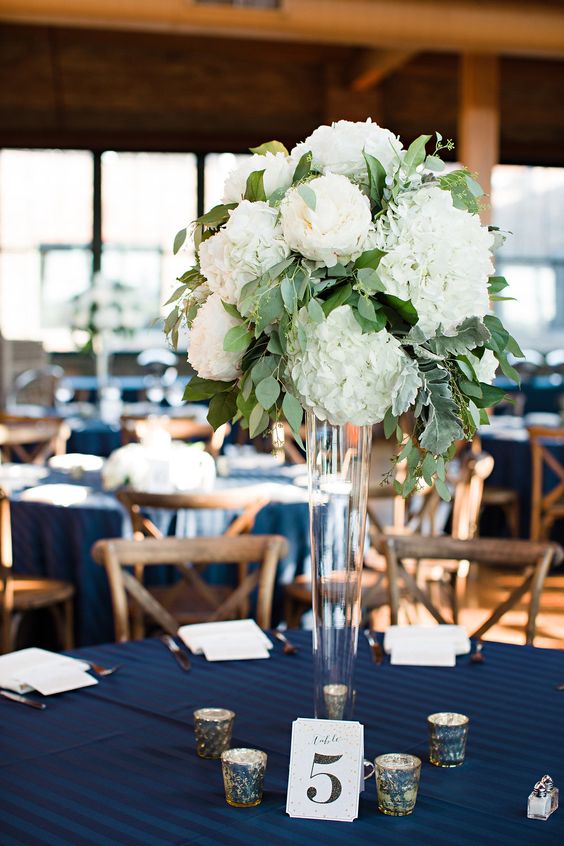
[427,712,469,767]
[375,753,421,816]
[323,683,348,720]
[193,708,235,759]
[221,748,267,808]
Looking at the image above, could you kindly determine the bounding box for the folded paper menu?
[384,625,470,667]
[178,619,272,661]
[0,648,96,695]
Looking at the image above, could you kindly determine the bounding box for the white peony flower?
[102,443,151,490]
[222,152,294,203]
[287,305,419,426]
[188,292,243,382]
[280,173,372,267]
[374,185,494,338]
[292,118,403,183]
[468,348,498,384]
[198,200,290,305]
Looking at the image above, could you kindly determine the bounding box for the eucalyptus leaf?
[164,284,189,306]
[363,152,386,208]
[358,296,377,322]
[434,477,451,502]
[249,403,270,438]
[255,287,285,333]
[207,390,237,430]
[292,152,312,184]
[281,277,297,314]
[308,298,325,323]
[195,204,236,227]
[383,408,397,440]
[322,283,352,317]
[282,391,303,437]
[354,248,386,270]
[221,301,242,320]
[403,134,431,175]
[255,376,280,410]
[183,375,235,402]
[267,332,283,355]
[173,228,187,255]
[249,140,289,156]
[223,325,253,353]
[297,184,316,211]
[424,155,445,172]
[251,356,279,384]
[474,382,507,408]
[244,170,267,202]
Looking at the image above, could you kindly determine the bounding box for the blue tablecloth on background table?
[66,418,122,457]
[9,467,311,646]
[0,630,562,846]
[495,376,564,416]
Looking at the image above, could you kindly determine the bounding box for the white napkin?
[384,625,470,667]
[0,647,96,695]
[178,619,272,661]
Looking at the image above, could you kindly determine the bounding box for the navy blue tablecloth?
[495,376,564,416]
[0,631,563,845]
[9,468,310,646]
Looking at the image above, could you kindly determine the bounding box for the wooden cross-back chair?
[92,535,288,642]
[528,426,564,541]
[117,487,272,636]
[0,489,74,653]
[0,416,70,464]
[382,534,563,645]
[120,415,229,458]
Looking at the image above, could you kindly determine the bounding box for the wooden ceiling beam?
[1,1,564,58]
[350,49,415,92]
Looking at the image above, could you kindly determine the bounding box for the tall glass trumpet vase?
[306,412,371,721]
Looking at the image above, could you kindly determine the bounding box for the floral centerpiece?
[71,272,145,352]
[166,119,520,498]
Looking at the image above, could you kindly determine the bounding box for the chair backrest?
[10,365,64,407]
[91,534,289,641]
[450,451,494,540]
[0,416,70,464]
[118,486,271,539]
[120,415,228,457]
[528,426,564,541]
[383,534,563,644]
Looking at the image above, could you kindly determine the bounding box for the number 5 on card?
[286,718,364,822]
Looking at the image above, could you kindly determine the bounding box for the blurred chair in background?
[8,365,65,409]
[528,425,564,541]
[120,415,228,457]
[382,534,562,645]
[92,535,288,641]
[511,349,545,381]
[0,415,70,464]
[0,489,74,653]
[136,349,178,404]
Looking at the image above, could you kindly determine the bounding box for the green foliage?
[183,375,235,402]
[292,152,312,184]
[223,325,253,353]
[402,134,431,176]
[173,228,187,255]
[245,170,267,202]
[437,169,483,214]
[297,184,316,210]
[363,152,386,210]
[249,140,289,156]
[418,363,464,455]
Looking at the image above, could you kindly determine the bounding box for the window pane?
[204,153,251,210]
[492,165,564,350]
[101,152,197,323]
[0,149,93,344]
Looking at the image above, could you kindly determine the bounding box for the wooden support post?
[458,54,500,224]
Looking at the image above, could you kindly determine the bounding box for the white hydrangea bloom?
[188,292,243,381]
[374,185,494,338]
[280,173,372,267]
[287,305,419,426]
[291,119,403,183]
[102,443,151,490]
[468,348,498,384]
[222,152,294,203]
[199,200,290,305]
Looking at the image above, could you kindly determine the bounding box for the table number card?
[286,718,364,822]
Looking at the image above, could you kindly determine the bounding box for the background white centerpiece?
[166,122,521,497]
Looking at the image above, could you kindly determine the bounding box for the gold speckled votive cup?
[193,708,235,759]
[427,712,469,767]
[221,748,267,808]
[375,753,421,816]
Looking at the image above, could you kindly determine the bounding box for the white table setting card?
[383,624,471,656]
[0,647,95,695]
[390,639,456,667]
[286,718,364,823]
[177,619,272,661]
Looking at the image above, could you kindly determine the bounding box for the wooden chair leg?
[62,598,74,650]
[504,501,520,539]
[0,609,12,654]
[284,595,305,629]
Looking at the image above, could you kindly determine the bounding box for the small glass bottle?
[541,774,559,814]
[528,782,552,820]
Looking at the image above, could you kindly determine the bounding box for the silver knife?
[160,634,191,671]
[0,689,46,710]
[363,629,384,664]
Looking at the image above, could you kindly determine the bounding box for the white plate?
[19,484,91,506]
[48,453,104,472]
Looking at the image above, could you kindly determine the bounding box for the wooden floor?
[369,566,564,650]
